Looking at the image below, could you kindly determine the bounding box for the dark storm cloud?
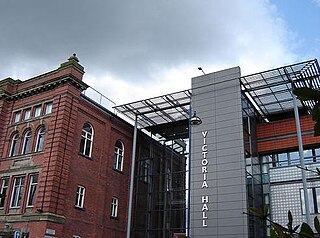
[0,0,247,81]
[0,0,296,90]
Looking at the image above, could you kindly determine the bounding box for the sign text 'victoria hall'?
[201,131,209,227]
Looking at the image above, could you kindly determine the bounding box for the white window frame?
[24,108,31,120]
[35,126,45,152]
[10,176,25,208]
[80,123,93,157]
[114,140,124,171]
[45,102,53,115]
[9,132,19,157]
[34,105,42,117]
[13,111,21,123]
[111,197,119,218]
[26,174,38,207]
[75,185,85,208]
[0,177,9,208]
[301,187,320,214]
[21,129,32,155]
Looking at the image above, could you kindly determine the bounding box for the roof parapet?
[59,53,85,76]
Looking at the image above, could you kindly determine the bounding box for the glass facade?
[242,93,265,238]
[133,132,188,238]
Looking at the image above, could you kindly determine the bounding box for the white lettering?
[200,131,209,227]
[202,203,209,211]
[201,159,208,166]
[203,173,207,181]
[202,196,209,203]
[203,220,208,227]
[202,131,208,138]
[202,181,208,188]
[202,211,208,219]
[202,166,208,173]
[202,151,208,158]
[202,144,208,152]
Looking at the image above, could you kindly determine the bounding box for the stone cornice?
[2,75,88,102]
[0,212,66,224]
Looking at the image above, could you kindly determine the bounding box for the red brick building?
[1,56,320,238]
[0,55,133,237]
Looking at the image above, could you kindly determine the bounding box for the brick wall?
[0,57,133,238]
[257,115,320,153]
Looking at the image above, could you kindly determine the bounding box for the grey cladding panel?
[190,67,248,238]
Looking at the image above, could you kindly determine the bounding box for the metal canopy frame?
[114,59,320,237]
[240,59,320,121]
[114,89,191,129]
[114,59,320,129]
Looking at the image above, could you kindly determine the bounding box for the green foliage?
[293,88,320,101]
[315,217,320,234]
[249,207,320,238]
[293,87,320,136]
[177,235,187,238]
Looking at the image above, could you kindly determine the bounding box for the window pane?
[34,105,42,117]
[114,140,124,171]
[278,153,288,167]
[24,108,31,120]
[45,102,52,114]
[304,150,313,164]
[22,130,32,154]
[10,177,25,208]
[80,123,93,157]
[0,177,9,207]
[315,148,320,162]
[76,186,85,208]
[85,140,92,156]
[14,111,21,123]
[80,137,86,154]
[289,151,299,165]
[9,133,19,157]
[27,174,38,207]
[301,188,315,214]
[111,197,118,217]
[35,127,45,152]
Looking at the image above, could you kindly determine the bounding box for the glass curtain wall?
[242,93,265,238]
[133,131,188,238]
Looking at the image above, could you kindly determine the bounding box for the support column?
[292,91,311,225]
[126,115,138,238]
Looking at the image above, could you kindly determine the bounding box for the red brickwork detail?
[0,100,13,157]
[257,115,320,152]
[0,59,132,237]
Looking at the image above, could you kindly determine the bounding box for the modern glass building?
[115,59,320,238]
[2,56,319,237]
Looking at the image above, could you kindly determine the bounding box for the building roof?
[114,89,191,129]
[240,59,320,121]
[113,59,320,130]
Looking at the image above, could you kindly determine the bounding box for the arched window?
[35,126,45,152]
[79,123,93,157]
[21,129,32,155]
[9,132,19,157]
[114,140,124,171]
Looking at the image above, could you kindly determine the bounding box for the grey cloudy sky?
[0,0,319,104]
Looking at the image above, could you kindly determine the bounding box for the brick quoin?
[0,55,132,237]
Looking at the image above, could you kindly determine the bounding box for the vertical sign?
[201,131,209,227]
